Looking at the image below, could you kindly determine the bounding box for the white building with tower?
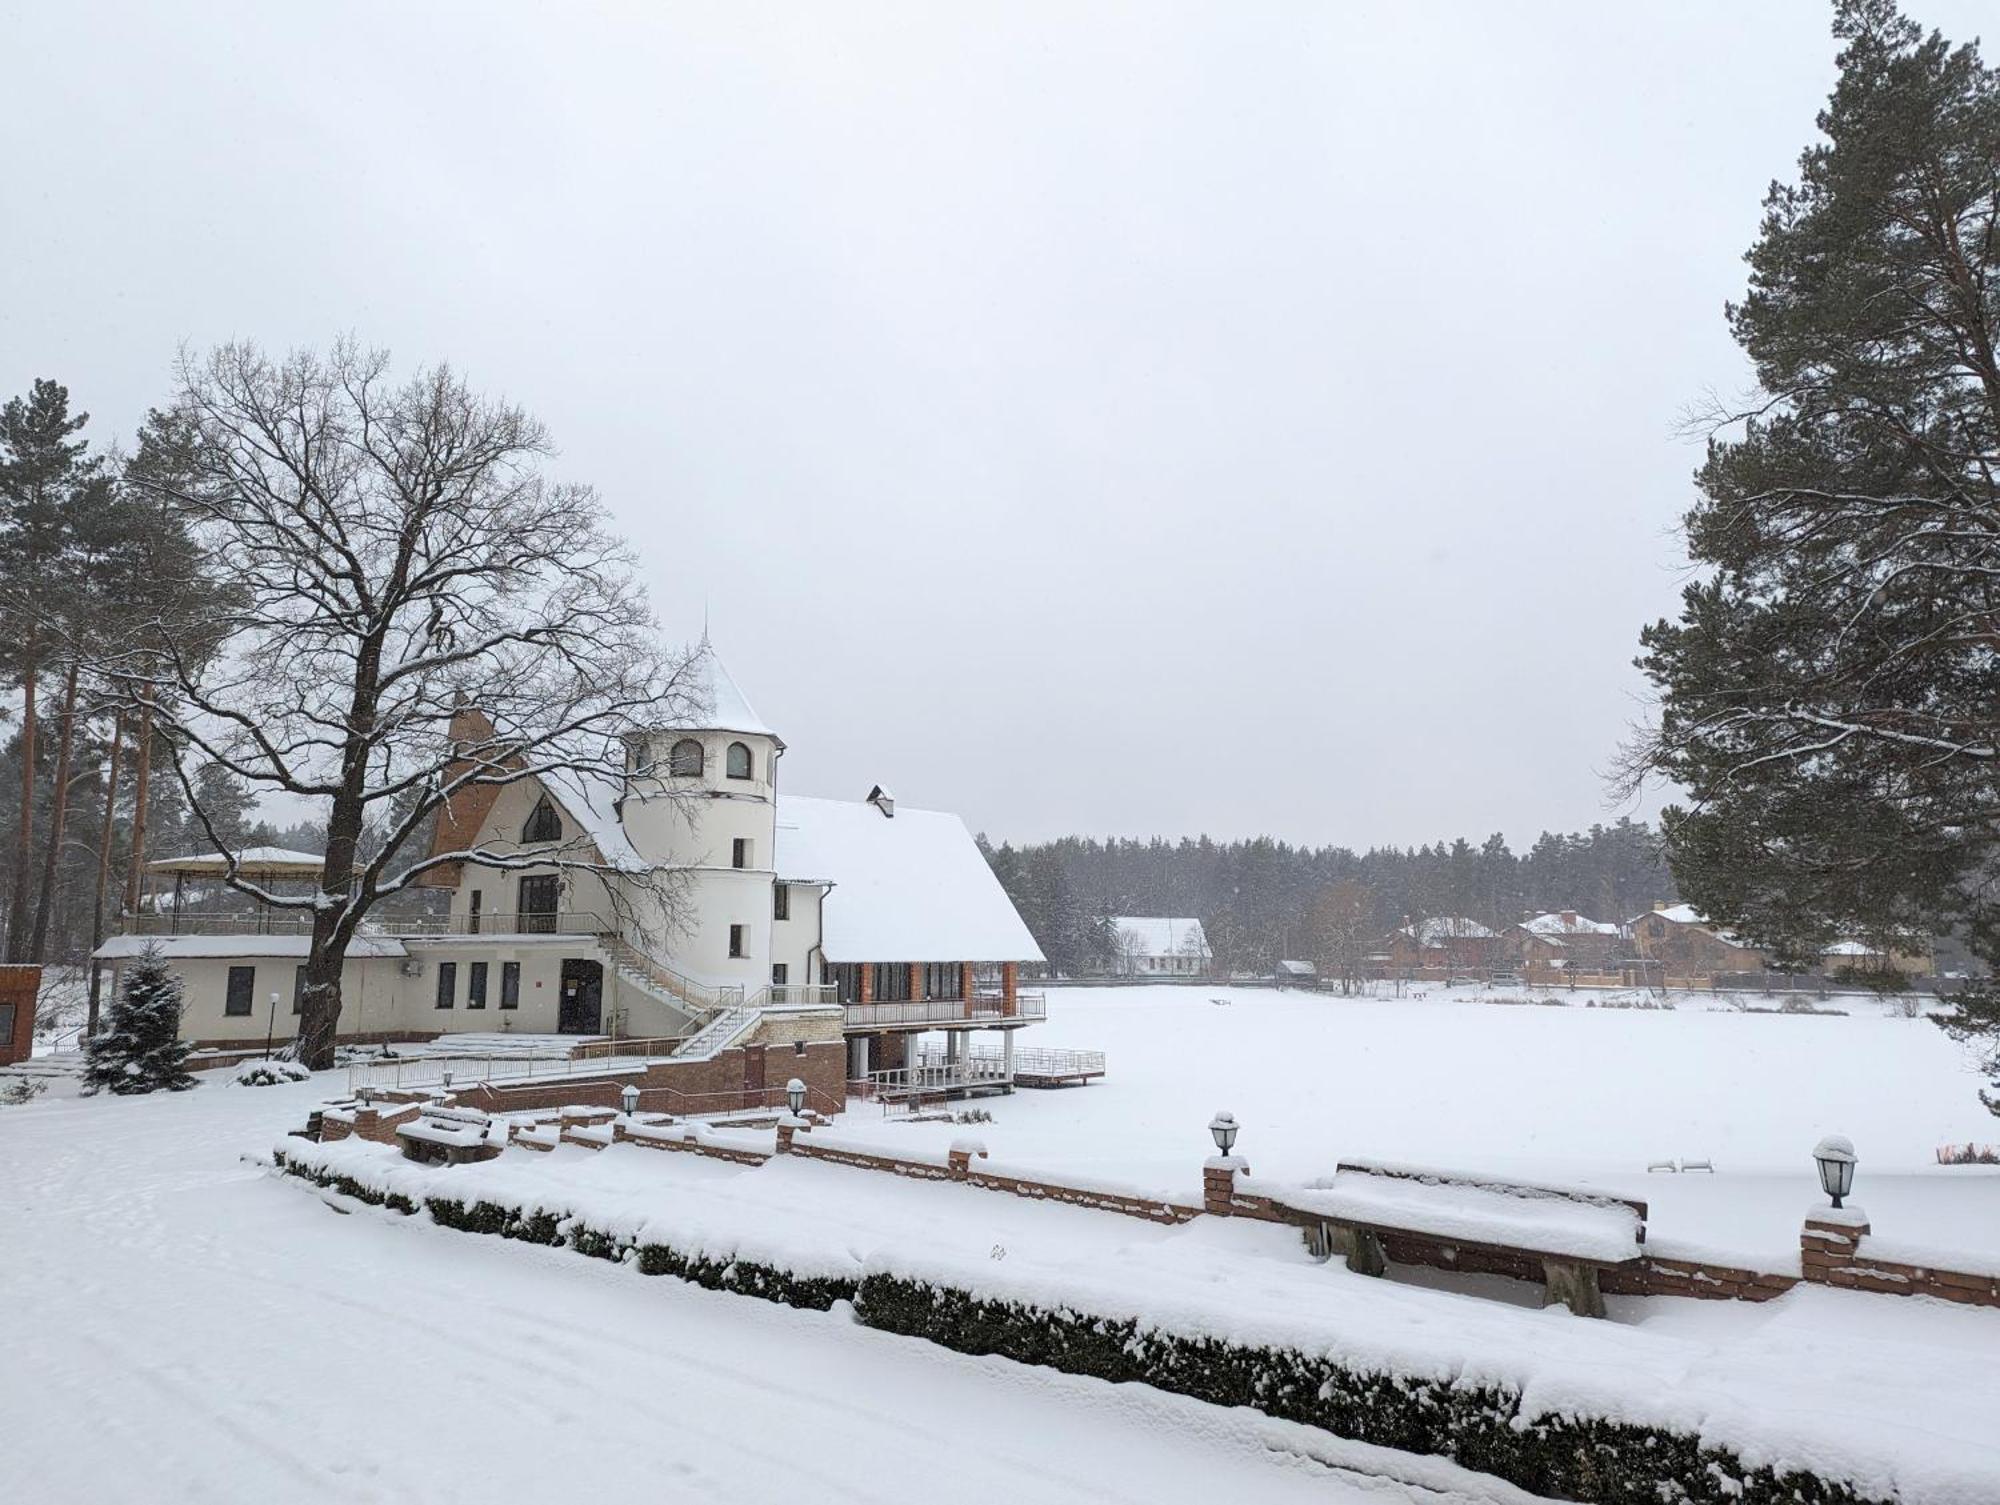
[96,647,1051,1108]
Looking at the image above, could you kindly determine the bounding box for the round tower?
[620,647,782,988]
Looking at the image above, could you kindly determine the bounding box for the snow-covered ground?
[0,1074,1547,1504]
[837,984,2000,1262]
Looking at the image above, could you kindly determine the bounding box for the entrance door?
[558,958,603,1034]
[518,874,559,934]
[740,1043,767,1102]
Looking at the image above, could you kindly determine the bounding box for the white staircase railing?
[672,1006,758,1060]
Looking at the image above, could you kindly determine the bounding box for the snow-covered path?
[0,1081,1538,1504]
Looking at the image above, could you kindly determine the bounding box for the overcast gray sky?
[7,1,1989,851]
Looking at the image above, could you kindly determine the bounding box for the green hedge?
[271,1152,1894,1505]
[853,1274,1888,1505]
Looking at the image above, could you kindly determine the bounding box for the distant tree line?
[980,820,1677,976]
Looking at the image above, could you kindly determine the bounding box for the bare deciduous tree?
[1309,879,1376,996]
[123,342,700,1067]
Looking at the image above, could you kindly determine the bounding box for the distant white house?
[1110,916,1211,976]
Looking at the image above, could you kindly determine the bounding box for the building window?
[467,961,488,1009]
[726,741,753,780]
[871,963,912,1002]
[923,962,960,1000]
[827,961,863,1003]
[728,924,746,959]
[773,884,790,920]
[468,890,483,934]
[436,961,457,1009]
[225,965,255,1017]
[523,798,562,843]
[500,961,520,1010]
[518,874,559,933]
[669,738,704,777]
[732,837,750,869]
[793,1040,806,1056]
[292,965,307,1015]
[771,963,789,985]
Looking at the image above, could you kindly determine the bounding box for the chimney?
[1561,911,1577,929]
[867,784,895,819]
[1655,901,1669,912]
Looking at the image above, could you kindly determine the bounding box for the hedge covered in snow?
[268,1141,1910,1505]
[853,1274,1886,1505]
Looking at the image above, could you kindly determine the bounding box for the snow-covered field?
[837,984,2000,1261]
[0,1073,1547,1504]
[7,982,2000,1501]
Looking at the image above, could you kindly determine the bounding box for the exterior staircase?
[670,1006,759,1060]
[595,934,743,1036]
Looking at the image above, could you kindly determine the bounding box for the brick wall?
[453,1040,846,1118]
[1801,1212,2000,1307]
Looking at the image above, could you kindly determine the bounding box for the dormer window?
[522,797,562,844]
[669,738,704,777]
[726,741,754,780]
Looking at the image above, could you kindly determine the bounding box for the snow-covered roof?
[1519,912,1619,937]
[93,935,409,961]
[1638,903,1707,927]
[1274,959,1316,976]
[537,766,645,871]
[775,795,1043,963]
[148,847,324,877]
[1112,916,1210,959]
[688,643,778,741]
[1399,917,1497,943]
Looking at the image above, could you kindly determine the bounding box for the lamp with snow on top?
[1209,1110,1239,1157]
[786,1077,807,1117]
[621,1083,640,1117]
[1813,1134,1857,1209]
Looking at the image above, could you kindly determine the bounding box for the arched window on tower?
[669,738,704,777]
[726,741,754,780]
[522,797,562,844]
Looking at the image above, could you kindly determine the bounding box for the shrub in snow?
[232,1060,312,1087]
[81,947,197,1096]
[1,1075,48,1105]
[270,1148,1895,1505]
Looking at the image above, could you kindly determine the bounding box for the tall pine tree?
[1632,2,2000,1107]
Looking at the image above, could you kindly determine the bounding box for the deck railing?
[842,992,1047,1030]
[127,909,614,938]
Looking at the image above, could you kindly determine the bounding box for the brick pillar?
[859,963,874,1004]
[776,1121,795,1155]
[1801,1209,1871,1286]
[909,961,923,1004]
[1203,1157,1247,1216]
[947,1140,986,1179]
[960,961,974,1004]
[1002,961,1018,1017]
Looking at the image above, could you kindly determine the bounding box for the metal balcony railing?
[841,992,1047,1029]
[126,909,614,938]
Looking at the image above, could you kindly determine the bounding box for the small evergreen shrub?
[81,946,197,1096]
[233,1060,313,1086]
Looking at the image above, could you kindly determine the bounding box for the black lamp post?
[786,1077,807,1117]
[1813,1134,1857,1209]
[264,990,280,1061]
[1209,1110,1239,1157]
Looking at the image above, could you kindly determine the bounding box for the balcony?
[123,910,614,939]
[841,991,1047,1030]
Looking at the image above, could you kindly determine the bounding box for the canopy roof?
[775,794,1042,964]
[147,847,325,879]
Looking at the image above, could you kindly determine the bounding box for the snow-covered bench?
[395,1105,505,1166]
[1266,1160,1648,1317]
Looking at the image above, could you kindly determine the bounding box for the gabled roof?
[775,795,1043,963]
[1112,916,1211,959]
[1520,912,1619,937]
[1399,917,1497,943]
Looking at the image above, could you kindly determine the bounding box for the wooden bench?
[1268,1160,1648,1317]
[395,1105,504,1166]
